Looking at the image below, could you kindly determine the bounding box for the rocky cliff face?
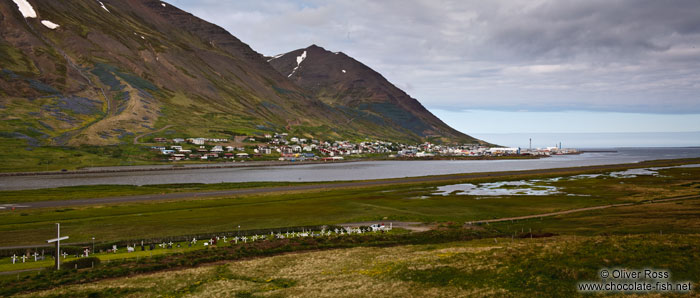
[0,0,482,146]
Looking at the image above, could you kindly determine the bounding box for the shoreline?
[4,157,700,209]
[0,155,545,177]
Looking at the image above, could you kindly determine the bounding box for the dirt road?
[468,194,700,225]
[133,125,175,144]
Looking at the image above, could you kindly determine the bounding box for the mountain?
[0,0,483,150]
[268,45,483,144]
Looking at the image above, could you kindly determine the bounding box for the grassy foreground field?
[1,160,699,296]
[14,234,700,297]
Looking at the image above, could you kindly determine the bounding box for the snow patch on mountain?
[267,53,284,62]
[98,1,110,12]
[41,20,59,29]
[288,51,307,77]
[12,0,37,18]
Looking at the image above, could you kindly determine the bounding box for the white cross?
[84,248,89,257]
[223,236,227,242]
[112,245,118,253]
[46,223,69,270]
[234,237,239,244]
[242,236,247,243]
[62,252,68,259]
[33,252,39,261]
[168,241,173,247]
[192,237,197,244]
[11,254,17,264]
[21,255,27,263]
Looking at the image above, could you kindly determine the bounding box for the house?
[224,153,234,159]
[172,138,185,143]
[487,147,520,155]
[170,154,186,161]
[179,149,192,154]
[210,145,223,153]
[154,138,168,143]
[188,138,205,145]
[226,146,235,152]
[171,146,182,151]
[290,137,299,143]
[236,153,249,158]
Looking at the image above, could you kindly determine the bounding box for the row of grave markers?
[10,223,392,267]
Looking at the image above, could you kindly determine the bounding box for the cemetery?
[0,223,398,275]
[0,224,482,296]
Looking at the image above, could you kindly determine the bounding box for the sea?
[0,147,699,190]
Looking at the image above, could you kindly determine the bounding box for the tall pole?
[529,138,532,151]
[55,223,60,270]
[92,237,95,254]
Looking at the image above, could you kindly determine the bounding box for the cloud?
[168,0,700,114]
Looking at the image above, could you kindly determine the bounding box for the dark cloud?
[168,0,700,114]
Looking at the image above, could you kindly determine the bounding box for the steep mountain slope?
[0,0,482,151]
[0,0,344,146]
[269,45,483,144]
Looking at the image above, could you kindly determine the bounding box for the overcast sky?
[168,0,700,141]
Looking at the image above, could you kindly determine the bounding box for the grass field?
[1,161,699,296]
[14,234,699,297]
[0,181,325,204]
[1,164,698,246]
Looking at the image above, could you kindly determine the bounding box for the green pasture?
[1,164,698,247]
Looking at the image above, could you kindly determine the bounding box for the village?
[148,133,578,162]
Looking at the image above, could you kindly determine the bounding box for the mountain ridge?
[268,44,482,144]
[1,0,484,149]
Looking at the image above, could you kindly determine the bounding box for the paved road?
[13,159,699,210]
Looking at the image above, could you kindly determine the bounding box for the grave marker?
[46,223,69,270]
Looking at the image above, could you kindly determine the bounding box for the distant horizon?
[468,131,700,148]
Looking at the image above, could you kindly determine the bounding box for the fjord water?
[1,147,699,190]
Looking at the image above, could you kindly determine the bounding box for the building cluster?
[520,146,579,156]
[149,133,574,162]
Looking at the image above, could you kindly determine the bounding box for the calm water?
[1,147,699,191]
